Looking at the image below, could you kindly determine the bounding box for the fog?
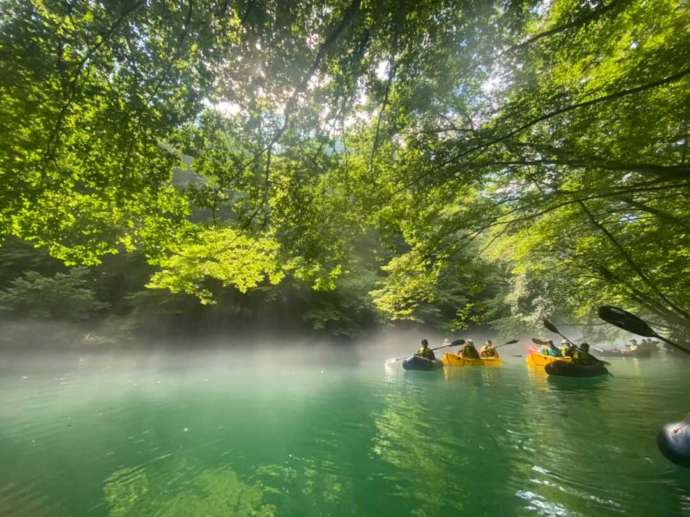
[0,322,568,375]
[0,312,643,378]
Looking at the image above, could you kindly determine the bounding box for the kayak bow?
[402,355,443,371]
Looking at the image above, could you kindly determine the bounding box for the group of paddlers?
[624,339,658,353]
[414,338,498,361]
[537,339,597,365]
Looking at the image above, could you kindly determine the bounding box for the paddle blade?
[450,339,465,346]
[503,339,519,345]
[598,306,658,337]
[543,319,560,334]
[531,337,545,345]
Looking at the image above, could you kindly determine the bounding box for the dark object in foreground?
[598,305,690,469]
[545,361,608,377]
[598,305,690,355]
[402,356,443,371]
[657,417,690,468]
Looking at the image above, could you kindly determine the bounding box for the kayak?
[442,353,465,367]
[402,355,443,371]
[544,361,608,377]
[441,353,502,367]
[526,350,572,368]
[481,356,502,367]
[657,416,690,468]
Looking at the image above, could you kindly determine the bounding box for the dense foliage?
[1,0,688,342]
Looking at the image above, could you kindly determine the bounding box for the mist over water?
[1,336,689,516]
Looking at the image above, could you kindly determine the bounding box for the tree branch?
[578,200,690,322]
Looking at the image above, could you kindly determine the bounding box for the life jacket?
[416,347,435,360]
[573,350,596,365]
[461,344,480,359]
[480,345,496,357]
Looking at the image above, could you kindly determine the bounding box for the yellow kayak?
[442,353,465,366]
[441,353,502,367]
[479,356,502,367]
[525,350,572,367]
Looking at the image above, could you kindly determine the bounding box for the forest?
[1,0,689,346]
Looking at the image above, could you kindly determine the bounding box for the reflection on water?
[526,364,549,390]
[105,463,275,516]
[371,388,464,515]
[0,353,689,516]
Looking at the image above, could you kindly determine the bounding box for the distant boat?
[596,341,658,358]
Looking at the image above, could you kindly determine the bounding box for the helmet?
[581,342,590,352]
[421,338,429,347]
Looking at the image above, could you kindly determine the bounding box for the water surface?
[1,348,689,516]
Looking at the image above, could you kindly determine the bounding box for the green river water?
[1,347,689,516]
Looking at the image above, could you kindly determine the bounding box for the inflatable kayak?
[657,416,690,468]
[442,353,465,366]
[441,353,502,367]
[402,355,443,371]
[545,361,608,377]
[526,350,572,368]
[476,355,501,367]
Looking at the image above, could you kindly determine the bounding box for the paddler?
[562,342,577,358]
[541,340,560,357]
[415,339,436,360]
[572,343,598,365]
[559,340,570,356]
[479,339,497,358]
[460,339,480,359]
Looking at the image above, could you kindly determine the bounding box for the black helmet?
[421,338,429,347]
[581,342,590,352]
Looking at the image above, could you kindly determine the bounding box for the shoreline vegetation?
[1,1,689,347]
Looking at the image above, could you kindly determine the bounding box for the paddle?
[388,338,465,363]
[598,306,690,356]
[542,320,610,366]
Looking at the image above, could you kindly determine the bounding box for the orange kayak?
[525,349,572,367]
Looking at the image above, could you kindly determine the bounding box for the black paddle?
[542,320,610,366]
[389,338,465,363]
[598,306,690,356]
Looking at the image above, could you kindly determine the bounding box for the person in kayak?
[559,341,570,356]
[480,339,497,358]
[460,339,480,359]
[562,342,577,358]
[639,339,658,353]
[572,343,598,365]
[541,340,560,357]
[415,339,436,360]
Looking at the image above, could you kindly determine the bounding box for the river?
[1,346,689,516]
